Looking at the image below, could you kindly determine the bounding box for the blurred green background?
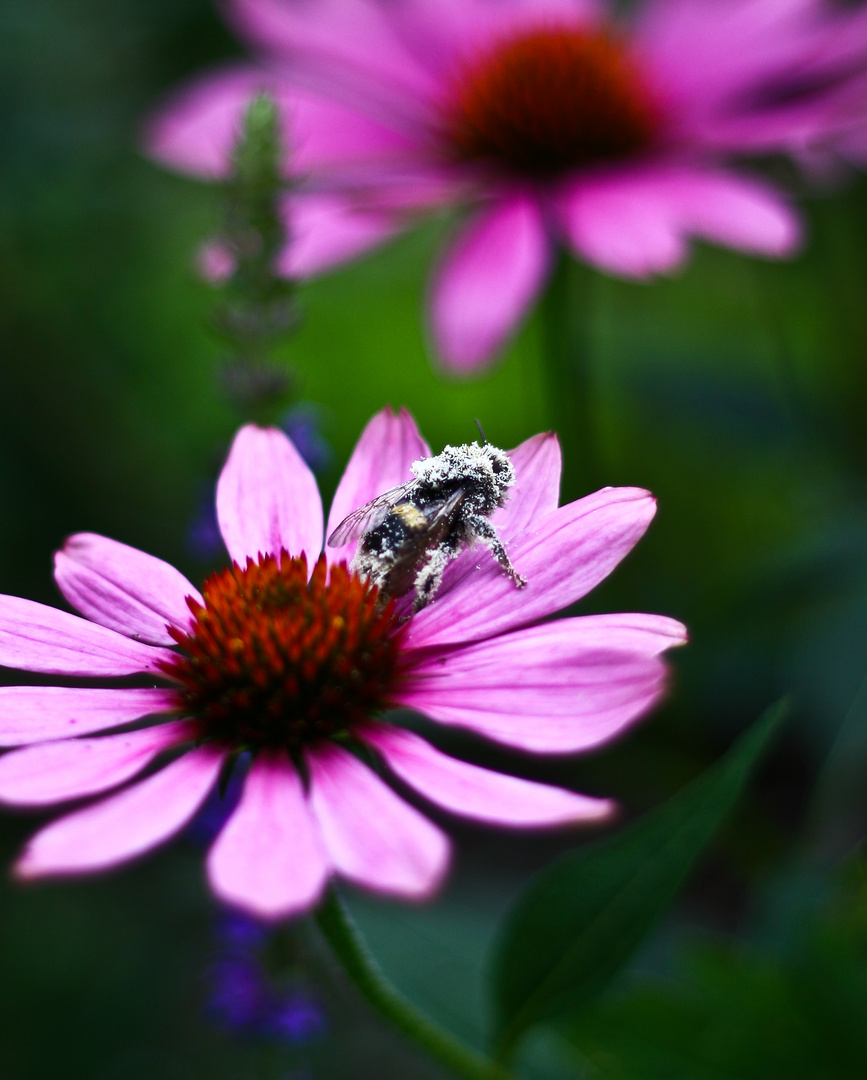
[2,1,867,1077]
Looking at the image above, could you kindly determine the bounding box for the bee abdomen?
[393,503,428,530]
[361,503,428,556]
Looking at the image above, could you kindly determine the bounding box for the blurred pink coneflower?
[147,0,867,371]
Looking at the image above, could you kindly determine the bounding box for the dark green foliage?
[560,859,867,1080]
[490,702,786,1056]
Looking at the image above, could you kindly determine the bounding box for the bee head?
[481,445,516,504]
[412,441,516,510]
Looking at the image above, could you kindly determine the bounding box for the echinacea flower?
[146,0,867,371]
[0,408,684,919]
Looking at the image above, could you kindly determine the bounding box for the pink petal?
[227,0,438,107]
[277,193,401,279]
[144,67,284,179]
[15,747,224,878]
[307,744,449,898]
[492,432,562,541]
[207,754,329,919]
[655,168,801,257]
[326,406,430,566]
[556,169,688,278]
[558,612,689,654]
[429,194,551,373]
[0,721,195,806]
[0,687,178,747]
[286,88,422,173]
[145,65,421,181]
[398,616,679,753]
[198,240,236,282]
[807,2,867,72]
[634,0,867,158]
[634,0,823,124]
[404,487,658,650]
[216,424,324,566]
[838,124,867,167]
[557,164,800,278]
[364,724,613,825]
[0,595,176,677]
[391,0,600,78]
[54,533,201,647]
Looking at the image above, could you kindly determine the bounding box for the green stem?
[315,888,517,1080]
[540,254,603,499]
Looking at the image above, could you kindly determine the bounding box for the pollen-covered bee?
[327,436,527,612]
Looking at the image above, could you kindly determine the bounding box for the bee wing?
[421,488,467,540]
[423,486,464,527]
[326,483,416,546]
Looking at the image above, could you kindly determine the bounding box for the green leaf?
[488,700,787,1058]
[560,857,867,1079]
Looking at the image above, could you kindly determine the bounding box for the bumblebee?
[327,439,527,612]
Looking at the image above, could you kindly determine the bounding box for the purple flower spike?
[216,907,271,951]
[281,403,333,475]
[206,954,268,1033]
[187,754,250,848]
[205,930,326,1044]
[266,988,327,1043]
[187,482,226,562]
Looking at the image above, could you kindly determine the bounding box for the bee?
[327,432,527,612]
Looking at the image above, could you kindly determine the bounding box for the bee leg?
[412,548,449,612]
[471,517,527,588]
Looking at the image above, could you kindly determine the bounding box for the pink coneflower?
[0,408,684,919]
[146,0,867,371]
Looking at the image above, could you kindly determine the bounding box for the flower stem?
[540,253,603,499]
[315,888,516,1080]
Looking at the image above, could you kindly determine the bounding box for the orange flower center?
[443,26,659,177]
[161,552,402,752]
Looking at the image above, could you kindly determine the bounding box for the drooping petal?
[364,724,613,825]
[0,687,179,747]
[557,164,799,279]
[15,747,224,878]
[398,616,681,753]
[429,194,551,373]
[207,754,329,919]
[556,169,687,278]
[54,533,201,647]
[216,424,324,566]
[307,744,449,898]
[277,193,401,279]
[326,406,430,566]
[0,721,196,806]
[492,432,562,541]
[227,0,438,107]
[634,0,823,128]
[654,168,801,257]
[404,487,657,650]
[0,596,176,677]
